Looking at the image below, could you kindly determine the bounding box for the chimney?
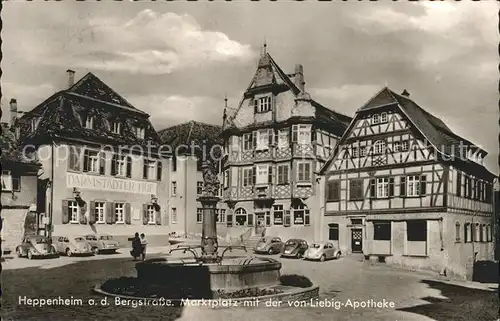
[66,69,75,88]
[294,64,305,92]
[9,98,18,127]
[401,89,410,97]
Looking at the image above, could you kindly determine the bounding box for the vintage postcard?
[1,1,498,321]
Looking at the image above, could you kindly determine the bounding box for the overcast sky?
[2,1,498,173]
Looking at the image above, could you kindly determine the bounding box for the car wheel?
[66,248,72,257]
[268,248,274,255]
[27,251,33,260]
[16,248,23,258]
[93,248,99,255]
[335,252,341,259]
[320,255,326,262]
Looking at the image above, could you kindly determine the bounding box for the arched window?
[474,223,480,242]
[372,114,380,124]
[455,222,461,242]
[235,208,247,226]
[292,204,310,226]
[464,222,470,243]
[373,140,386,155]
[479,224,484,242]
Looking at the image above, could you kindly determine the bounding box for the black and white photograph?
[1,1,499,321]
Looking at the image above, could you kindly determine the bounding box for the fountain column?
[198,160,221,263]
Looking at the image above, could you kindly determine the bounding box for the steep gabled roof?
[18,72,159,146]
[68,72,147,115]
[158,121,222,155]
[224,51,351,131]
[320,87,491,175]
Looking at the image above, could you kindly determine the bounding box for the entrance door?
[255,213,266,236]
[351,229,363,253]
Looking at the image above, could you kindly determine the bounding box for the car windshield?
[74,237,85,242]
[286,240,298,245]
[34,238,48,244]
[87,237,97,241]
[311,244,322,249]
[100,236,112,240]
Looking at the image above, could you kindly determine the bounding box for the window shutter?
[126,156,132,178]
[369,179,376,198]
[420,175,427,195]
[254,99,258,113]
[389,178,395,197]
[252,167,256,185]
[125,203,131,224]
[143,204,148,225]
[252,131,257,149]
[456,172,461,196]
[106,202,114,224]
[62,200,69,224]
[143,160,148,179]
[325,181,331,202]
[400,176,406,197]
[111,154,117,176]
[83,150,89,172]
[99,153,105,175]
[156,209,162,225]
[89,201,96,224]
[156,161,162,181]
[268,129,273,146]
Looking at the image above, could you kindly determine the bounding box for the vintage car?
[253,236,284,254]
[84,234,120,254]
[303,242,341,261]
[16,235,59,259]
[280,239,309,258]
[53,236,94,257]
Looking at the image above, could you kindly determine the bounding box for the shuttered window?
[326,180,341,201]
[349,179,364,200]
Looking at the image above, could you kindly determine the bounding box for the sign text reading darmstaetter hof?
[67,173,158,195]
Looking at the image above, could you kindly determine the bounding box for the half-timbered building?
[319,87,496,280]
[221,47,351,241]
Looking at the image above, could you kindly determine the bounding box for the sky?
[2,1,498,173]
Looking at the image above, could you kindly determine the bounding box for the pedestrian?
[130,232,141,261]
[140,233,148,261]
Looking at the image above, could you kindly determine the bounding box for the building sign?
[67,173,157,195]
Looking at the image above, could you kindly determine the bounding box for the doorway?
[351,228,363,253]
[255,213,266,236]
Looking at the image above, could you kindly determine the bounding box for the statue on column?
[201,159,220,197]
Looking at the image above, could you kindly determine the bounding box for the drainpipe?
[183,155,189,237]
[48,142,55,240]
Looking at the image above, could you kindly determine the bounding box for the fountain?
[94,160,319,306]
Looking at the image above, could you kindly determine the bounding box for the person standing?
[131,232,141,261]
[140,233,148,261]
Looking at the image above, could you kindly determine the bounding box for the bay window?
[256,165,269,185]
[243,133,253,151]
[278,129,289,149]
[242,168,254,187]
[277,164,289,185]
[256,129,270,150]
[297,162,311,182]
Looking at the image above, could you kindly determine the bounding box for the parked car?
[84,234,120,254]
[16,235,59,259]
[303,242,341,261]
[281,239,309,258]
[253,236,284,254]
[53,236,94,257]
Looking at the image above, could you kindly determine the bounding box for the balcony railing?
[226,143,321,164]
[223,183,312,202]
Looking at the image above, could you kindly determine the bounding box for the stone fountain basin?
[136,256,282,291]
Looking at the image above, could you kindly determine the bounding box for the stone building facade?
[17,70,171,246]
[319,87,496,279]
